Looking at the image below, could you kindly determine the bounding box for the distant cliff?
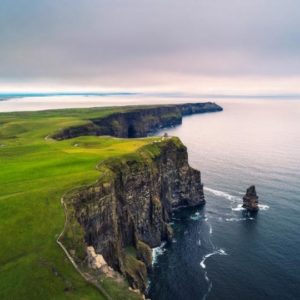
[52,102,222,140]
[62,138,205,292]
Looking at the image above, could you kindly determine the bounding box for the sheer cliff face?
[69,138,204,291]
[92,106,182,138]
[52,102,222,140]
[53,106,182,140]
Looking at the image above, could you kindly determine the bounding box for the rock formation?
[243,185,259,211]
[63,138,205,292]
[52,102,222,140]
[87,246,113,275]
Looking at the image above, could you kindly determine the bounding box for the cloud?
[1,0,300,93]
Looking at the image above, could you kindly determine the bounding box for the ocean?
[148,100,300,300]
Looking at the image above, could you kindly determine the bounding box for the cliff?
[177,102,223,116]
[52,102,222,140]
[62,137,205,292]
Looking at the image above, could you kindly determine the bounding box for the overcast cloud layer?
[1,0,300,94]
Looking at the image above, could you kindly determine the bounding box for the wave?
[204,187,240,202]
[209,223,213,235]
[200,249,228,269]
[202,280,213,300]
[204,271,210,283]
[258,204,270,210]
[152,242,167,265]
[231,204,245,211]
[225,217,254,222]
[232,204,270,211]
[190,211,202,221]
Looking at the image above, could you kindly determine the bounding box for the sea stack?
[243,185,259,211]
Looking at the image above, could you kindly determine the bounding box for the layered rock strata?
[52,102,222,140]
[64,138,205,292]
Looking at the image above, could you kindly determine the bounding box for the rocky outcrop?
[87,246,115,276]
[64,138,205,292]
[52,102,222,140]
[243,185,259,211]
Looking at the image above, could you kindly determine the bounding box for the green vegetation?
[123,247,147,291]
[136,241,152,268]
[0,107,164,300]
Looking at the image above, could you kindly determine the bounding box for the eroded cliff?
[62,137,205,292]
[52,102,222,140]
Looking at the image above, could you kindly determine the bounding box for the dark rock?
[243,185,259,211]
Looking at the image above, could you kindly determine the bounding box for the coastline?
[56,103,220,296]
[0,102,222,300]
[1,94,300,113]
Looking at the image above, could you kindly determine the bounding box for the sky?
[1,0,300,96]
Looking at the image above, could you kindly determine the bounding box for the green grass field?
[0,107,159,300]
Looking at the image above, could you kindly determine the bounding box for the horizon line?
[1,91,300,100]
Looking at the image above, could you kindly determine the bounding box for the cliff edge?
[52,102,222,140]
[61,137,205,293]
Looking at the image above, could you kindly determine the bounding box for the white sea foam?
[231,204,245,211]
[203,271,211,299]
[225,217,254,222]
[258,204,270,210]
[209,224,213,235]
[190,212,202,221]
[232,204,270,211]
[202,282,213,300]
[152,242,167,265]
[200,249,228,269]
[204,187,239,202]
[204,271,209,282]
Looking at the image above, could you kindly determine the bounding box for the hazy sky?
[1,0,300,95]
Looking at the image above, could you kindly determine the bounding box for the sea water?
[148,100,300,300]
